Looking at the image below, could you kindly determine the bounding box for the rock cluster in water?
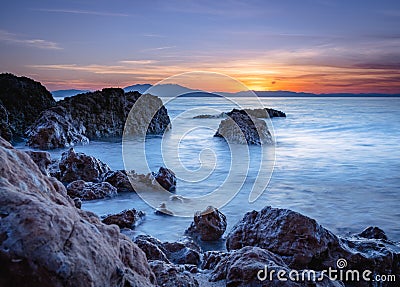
[0,73,171,149]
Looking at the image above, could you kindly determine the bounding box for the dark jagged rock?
[204,246,343,287]
[26,106,89,149]
[186,206,227,241]
[27,88,171,149]
[149,260,199,287]
[102,209,145,229]
[66,180,117,200]
[227,108,286,118]
[0,73,56,141]
[104,170,135,192]
[134,235,201,265]
[153,166,176,192]
[0,137,155,287]
[0,103,12,141]
[214,109,273,145]
[59,148,111,183]
[356,226,388,240]
[25,150,52,176]
[226,206,400,286]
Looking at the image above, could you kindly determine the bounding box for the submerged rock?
[355,226,388,240]
[153,166,177,192]
[186,206,227,241]
[0,73,56,141]
[59,148,111,183]
[25,150,52,176]
[0,137,155,287]
[66,180,117,200]
[227,108,286,118]
[214,109,273,145]
[102,209,144,229]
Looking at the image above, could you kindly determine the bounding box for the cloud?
[142,46,176,52]
[119,60,158,65]
[33,8,130,17]
[0,29,62,50]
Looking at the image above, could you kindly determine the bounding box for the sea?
[16,96,400,246]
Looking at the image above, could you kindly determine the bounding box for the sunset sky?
[1,0,400,93]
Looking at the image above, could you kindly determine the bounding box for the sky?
[1,0,400,93]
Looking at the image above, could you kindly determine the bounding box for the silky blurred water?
[18,97,400,244]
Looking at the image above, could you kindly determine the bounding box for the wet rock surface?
[104,170,134,192]
[227,108,286,118]
[186,206,227,241]
[0,137,155,287]
[26,106,89,149]
[26,88,171,149]
[0,73,56,141]
[102,209,145,229]
[153,166,177,192]
[135,235,201,265]
[59,148,111,183]
[66,180,117,200]
[149,260,199,287]
[214,109,273,145]
[355,226,388,240]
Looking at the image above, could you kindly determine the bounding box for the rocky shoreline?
[1,137,399,287]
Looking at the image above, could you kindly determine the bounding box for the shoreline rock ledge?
[0,137,156,287]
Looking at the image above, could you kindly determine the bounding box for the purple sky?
[1,0,400,93]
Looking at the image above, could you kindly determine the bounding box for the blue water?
[17,97,400,243]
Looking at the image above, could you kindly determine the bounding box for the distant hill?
[123,84,152,93]
[52,89,90,98]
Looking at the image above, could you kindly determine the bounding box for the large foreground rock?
[59,148,111,183]
[186,206,227,241]
[0,137,155,286]
[0,73,56,141]
[149,260,199,287]
[25,150,52,176]
[27,88,171,149]
[226,206,400,286]
[214,109,273,145]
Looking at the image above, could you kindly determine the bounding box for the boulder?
[59,148,111,183]
[66,180,117,200]
[134,235,201,265]
[0,73,56,141]
[149,260,199,287]
[0,137,155,287]
[214,109,273,145]
[26,106,89,149]
[25,150,52,176]
[204,246,343,287]
[227,108,286,118]
[104,170,134,192]
[102,209,145,229]
[26,88,171,149]
[153,166,177,192]
[226,206,400,286]
[186,206,227,241]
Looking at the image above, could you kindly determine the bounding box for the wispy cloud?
[0,29,62,50]
[33,8,130,17]
[142,46,176,52]
[143,34,165,38]
[119,60,158,65]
